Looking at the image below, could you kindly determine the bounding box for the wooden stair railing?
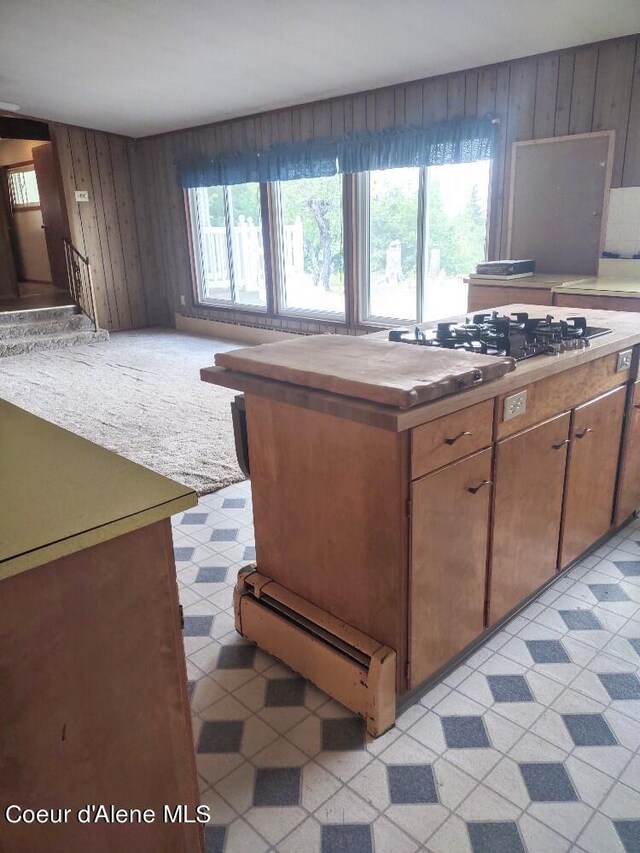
[63,238,99,331]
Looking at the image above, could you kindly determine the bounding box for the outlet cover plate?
[503,389,527,422]
[616,349,632,372]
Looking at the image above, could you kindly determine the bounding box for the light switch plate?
[503,390,527,422]
[616,349,632,372]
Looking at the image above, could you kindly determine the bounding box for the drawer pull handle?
[552,439,570,450]
[634,403,640,410]
[467,480,493,494]
[444,431,472,446]
[575,428,593,439]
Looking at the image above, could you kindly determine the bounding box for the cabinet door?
[410,448,492,687]
[560,386,626,568]
[489,412,570,625]
[616,381,640,524]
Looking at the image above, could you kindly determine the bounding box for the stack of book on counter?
[469,260,536,280]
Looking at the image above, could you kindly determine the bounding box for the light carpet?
[0,328,245,495]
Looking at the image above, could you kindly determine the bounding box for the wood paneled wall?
[6,37,636,331]
[52,125,151,330]
[133,35,640,331]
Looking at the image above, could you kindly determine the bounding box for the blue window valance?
[177,116,496,188]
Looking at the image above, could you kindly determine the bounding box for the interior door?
[489,412,570,625]
[507,132,613,275]
[410,448,492,686]
[32,143,70,290]
[560,386,627,568]
[0,170,19,298]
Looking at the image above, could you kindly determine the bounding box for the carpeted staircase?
[0,305,109,358]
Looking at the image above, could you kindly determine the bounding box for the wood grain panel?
[592,39,636,186]
[616,380,640,523]
[569,44,599,134]
[622,41,640,186]
[0,520,202,853]
[411,398,494,478]
[244,394,409,673]
[422,76,448,124]
[489,413,570,624]
[447,73,466,118]
[553,292,640,313]
[500,58,537,257]
[467,284,552,312]
[496,352,629,440]
[554,52,575,136]
[410,448,491,685]
[52,124,148,331]
[533,54,560,139]
[404,82,423,125]
[560,386,626,567]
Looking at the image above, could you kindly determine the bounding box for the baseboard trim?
[174,314,299,345]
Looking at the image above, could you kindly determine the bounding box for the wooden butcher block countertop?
[202,304,640,432]
[213,335,516,408]
[0,400,196,581]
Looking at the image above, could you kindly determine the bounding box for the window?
[274,175,345,316]
[184,155,490,326]
[188,183,266,308]
[8,164,40,209]
[367,167,420,322]
[363,160,490,323]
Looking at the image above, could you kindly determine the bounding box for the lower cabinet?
[489,412,571,625]
[616,380,640,524]
[409,448,492,687]
[560,385,627,568]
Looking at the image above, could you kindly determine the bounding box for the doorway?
[0,119,73,312]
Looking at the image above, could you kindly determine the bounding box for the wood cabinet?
[560,386,627,567]
[616,381,640,523]
[410,448,492,686]
[489,412,571,625]
[411,399,493,478]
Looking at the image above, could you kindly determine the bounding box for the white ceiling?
[1,0,639,138]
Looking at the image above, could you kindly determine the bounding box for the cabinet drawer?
[411,399,494,478]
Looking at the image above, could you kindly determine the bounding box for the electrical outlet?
[503,390,527,422]
[616,349,632,373]
[74,190,89,203]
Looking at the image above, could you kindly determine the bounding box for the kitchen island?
[0,402,203,853]
[201,305,640,734]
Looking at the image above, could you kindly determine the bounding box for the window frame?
[186,183,269,312]
[184,161,490,328]
[7,161,41,211]
[269,174,349,321]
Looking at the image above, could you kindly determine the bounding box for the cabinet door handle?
[552,439,570,450]
[633,403,640,410]
[467,480,493,494]
[575,428,593,439]
[444,430,472,446]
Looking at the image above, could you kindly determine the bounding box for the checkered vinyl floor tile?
[174,482,640,853]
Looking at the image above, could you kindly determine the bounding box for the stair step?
[0,313,94,340]
[0,304,79,326]
[0,329,110,358]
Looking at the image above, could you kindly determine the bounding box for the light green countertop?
[0,400,196,581]
[552,277,640,297]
